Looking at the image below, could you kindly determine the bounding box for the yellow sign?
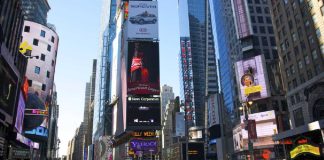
[244,85,262,95]
[19,41,32,54]
[132,131,156,137]
[290,144,320,159]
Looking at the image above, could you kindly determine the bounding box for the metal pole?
[245,100,254,160]
[185,104,189,160]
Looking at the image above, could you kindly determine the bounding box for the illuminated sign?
[290,144,320,159]
[244,85,262,95]
[25,126,48,137]
[19,41,33,55]
[15,92,26,133]
[129,139,158,155]
[25,109,48,116]
[182,142,204,160]
[16,133,39,149]
[132,131,156,137]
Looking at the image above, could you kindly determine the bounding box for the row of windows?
[249,6,270,14]
[32,38,52,51]
[34,66,52,78]
[253,26,274,34]
[24,25,55,43]
[250,16,272,24]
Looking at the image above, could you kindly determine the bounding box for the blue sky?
[47,0,180,156]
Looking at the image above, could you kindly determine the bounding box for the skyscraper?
[269,0,324,158]
[20,0,50,26]
[178,0,218,127]
[160,84,175,116]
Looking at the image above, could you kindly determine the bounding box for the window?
[258,16,264,23]
[297,27,303,39]
[266,17,272,24]
[292,79,297,88]
[294,46,300,56]
[286,68,290,77]
[264,7,269,14]
[249,6,254,13]
[292,32,297,42]
[253,26,258,33]
[47,45,51,51]
[51,36,55,43]
[270,37,276,46]
[42,84,46,91]
[316,28,321,38]
[24,26,30,32]
[312,50,318,60]
[268,26,274,34]
[251,16,256,23]
[33,39,39,46]
[293,108,304,127]
[262,37,268,46]
[40,54,45,61]
[34,66,40,74]
[290,65,295,74]
[253,37,260,46]
[315,65,321,75]
[264,49,270,59]
[52,60,55,66]
[40,30,46,37]
[281,43,286,51]
[47,71,50,78]
[285,39,289,48]
[305,55,310,64]
[256,7,262,13]
[295,14,300,24]
[301,41,306,51]
[300,74,305,83]
[288,20,293,29]
[255,0,260,4]
[283,0,288,5]
[307,69,313,79]
[260,26,266,33]
[308,35,314,44]
[298,60,303,69]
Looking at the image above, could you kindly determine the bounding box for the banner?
[128,1,158,39]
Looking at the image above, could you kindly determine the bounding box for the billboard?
[128,1,158,39]
[208,94,220,127]
[233,110,277,152]
[129,138,158,156]
[233,0,252,38]
[176,112,185,137]
[15,91,26,133]
[126,96,160,130]
[235,55,270,101]
[23,81,50,140]
[182,142,205,160]
[127,41,160,95]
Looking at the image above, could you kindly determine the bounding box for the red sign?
[248,120,257,140]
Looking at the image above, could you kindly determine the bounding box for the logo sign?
[290,144,320,159]
[128,1,158,39]
[129,139,158,155]
[235,55,270,101]
[132,131,156,137]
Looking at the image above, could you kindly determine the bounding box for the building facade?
[20,0,50,26]
[0,0,27,159]
[269,0,324,159]
[161,84,175,117]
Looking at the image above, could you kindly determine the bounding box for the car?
[129,11,157,25]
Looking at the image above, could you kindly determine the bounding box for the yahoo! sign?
[129,139,158,154]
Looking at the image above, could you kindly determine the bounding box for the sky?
[47,0,180,156]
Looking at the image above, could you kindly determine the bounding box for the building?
[269,0,324,159]
[47,87,60,159]
[178,0,218,127]
[161,84,175,117]
[20,0,50,26]
[230,0,288,159]
[0,0,27,159]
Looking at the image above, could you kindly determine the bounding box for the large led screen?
[182,142,204,160]
[127,41,160,95]
[235,55,270,101]
[126,96,160,130]
[129,138,158,156]
[15,91,25,133]
[23,82,50,140]
[128,1,158,39]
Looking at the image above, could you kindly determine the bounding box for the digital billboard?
[128,1,158,39]
[182,142,204,160]
[15,91,26,133]
[235,55,270,101]
[129,138,158,156]
[23,81,50,140]
[233,0,252,38]
[126,96,160,130]
[127,41,160,95]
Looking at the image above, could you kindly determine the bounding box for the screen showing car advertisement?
[128,1,158,39]
[15,91,26,133]
[126,96,160,130]
[23,81,50,140]
[127,41,160,95]
[235,55,270,101]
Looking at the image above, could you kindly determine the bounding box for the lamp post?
[243,99,254,160]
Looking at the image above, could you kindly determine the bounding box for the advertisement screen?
[233,0,252,38]
[182,142,204,160]
[126,96,160,130]
[23,81,50,140]
[235,55,270,101]
[127,41,160,95]
[128,1,158,39]
[15,91,25,133]
[129,138,158,155]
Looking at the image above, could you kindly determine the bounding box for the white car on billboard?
[129,11,157,25]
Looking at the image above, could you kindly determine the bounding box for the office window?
[34,66,40,74]
[312,50,318,60]
[253,26,258,33]
[300,74,305,83]
[305,55,310,64]
[47,45,51,51]
[264,7,269,14]
[256,7,262,13]
[253,37,260,46]
[258,16,264,23]
[297,27,303,39]
[288,20,293,29]
[41,54,45,61]
[292,79,297,88]
[24,26,30,32]
[292,32,297,42]
[47,71,50,78]
[270,37,276,46]
[40,30,46,37]
[51,36,55,43]
[52,60,55,66]
[255,0,260,4]
[42,84,46,91]
[249,6,254,13]
[33,39,39,46]
[294,46,300,56]
[264,49,270,59]
[260,26,266,33]
[307,69,313,79]
[290,65,295,75]
[315,65,321,75]
[293,108,304,127]
[298,60,303,69]
[262,37,268,46]
[251,16,256,23]
[268,26,274,34]
[266,17,272,24]
[286,68,290,77]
